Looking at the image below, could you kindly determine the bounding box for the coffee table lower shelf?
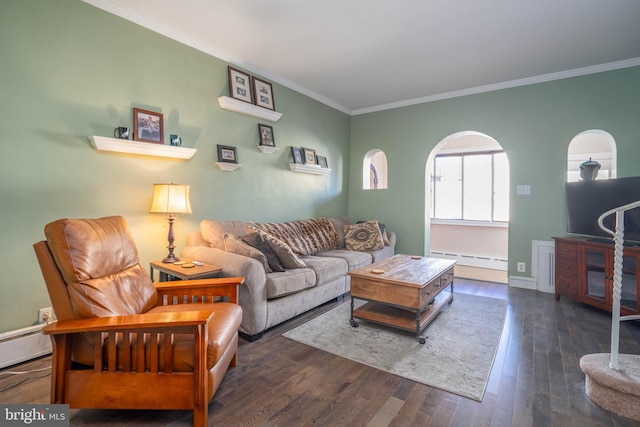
[350,287,453,344]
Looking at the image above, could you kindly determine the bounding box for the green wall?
[2,0,639,335]
[0,1,350,333]
[348,67,640,277]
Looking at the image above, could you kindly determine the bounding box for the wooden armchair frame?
[34,240,244,427]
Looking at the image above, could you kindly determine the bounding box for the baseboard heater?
[430,251,508,270]
[0,324,51,369]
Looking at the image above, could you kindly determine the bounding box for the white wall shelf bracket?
[90,135,196,159]
[258,146,280,154]
[217,96,282,122]
[215,162,242,172]
[289,163,331,175]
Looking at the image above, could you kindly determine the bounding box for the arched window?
[427,132,509,222]
[363,150,388,189]
[567,130,616,182]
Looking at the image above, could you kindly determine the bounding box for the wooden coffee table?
[348,254,456,344]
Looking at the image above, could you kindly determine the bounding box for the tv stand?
[586,237,614,245]
[554,237,640,316]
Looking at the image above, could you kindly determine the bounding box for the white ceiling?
[85,0,640,115]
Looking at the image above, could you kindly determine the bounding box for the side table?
[150,260,222,282]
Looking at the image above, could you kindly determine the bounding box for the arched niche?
[567,130,617,182]
[363,149,388,189]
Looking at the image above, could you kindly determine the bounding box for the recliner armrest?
[155,277,244,304]
[42,310,215,335]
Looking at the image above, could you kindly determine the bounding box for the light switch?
[516,185,531,195]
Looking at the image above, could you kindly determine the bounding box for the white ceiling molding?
[351,58,640,116]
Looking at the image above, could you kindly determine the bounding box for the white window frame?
[430,150,508,223]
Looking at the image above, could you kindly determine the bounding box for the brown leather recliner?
[33,216,243,427]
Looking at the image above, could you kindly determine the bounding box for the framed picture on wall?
[291,147,304,164]
[217,144,238,163]
[302,147,316,164]
[253,76,275,110]
[258,124,275,147]
[228,66,253,103]
[133,108,163,144]
[317,155,328,168]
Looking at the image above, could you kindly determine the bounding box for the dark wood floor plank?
[3,279,640,426]
[391,382,431,426]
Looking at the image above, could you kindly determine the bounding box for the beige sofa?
[182,217,396,341]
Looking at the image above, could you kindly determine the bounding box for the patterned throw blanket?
[249,218,339,255]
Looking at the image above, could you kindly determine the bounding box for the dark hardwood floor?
[2,279,640,426]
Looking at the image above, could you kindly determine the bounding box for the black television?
[565,177,640,243]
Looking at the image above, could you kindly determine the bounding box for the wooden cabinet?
[555,240,579,298]
[554,237,640,315]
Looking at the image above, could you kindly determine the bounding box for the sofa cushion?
[316,249,372,271]
[201,220,251,250]
[224,233,272,273]
[366,244,396,263]
[250,218,339,255]
[302,255,348,286]
[265,269,316,299]
[344,220,385,251]
[254,230,307,269]
[241,232,286,272]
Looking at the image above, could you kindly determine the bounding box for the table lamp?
[150,183,192,263]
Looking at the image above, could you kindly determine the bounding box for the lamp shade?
[150,184,192,214]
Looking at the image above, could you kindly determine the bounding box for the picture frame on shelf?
[217,144,238,163]
[133,108,163,144]
[302,147,317,165]
[253,76,275,110]
[291,147,304,164]
[228,66,253,103]
[258,124,275,147]
[317,155,328,168]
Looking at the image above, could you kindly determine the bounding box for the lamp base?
[161,214,179,263]
[162,254,179,264]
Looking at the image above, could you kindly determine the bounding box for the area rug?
[283,292,508,401]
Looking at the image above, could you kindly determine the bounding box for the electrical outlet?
[517,262,526,273]
[38,307,54,324]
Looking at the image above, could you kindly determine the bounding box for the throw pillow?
[357,220,390,246]
[344,220,385,251]
[249,218,339,255]
[241,232,286,272]
[223,233,272,273]
[254,230,307,269]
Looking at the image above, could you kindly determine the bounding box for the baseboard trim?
[430,252,507,271]
[0,325,51,369]
[509,275,537,290]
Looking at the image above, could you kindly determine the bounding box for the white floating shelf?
[289,163,331,175]
[90,135,196,160]
[218,96,282,122]
[215,162,242,172]
[258,145,280,154]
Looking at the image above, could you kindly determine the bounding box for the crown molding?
[351,58,640,115]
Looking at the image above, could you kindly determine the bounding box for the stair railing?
[597,199,640,370]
